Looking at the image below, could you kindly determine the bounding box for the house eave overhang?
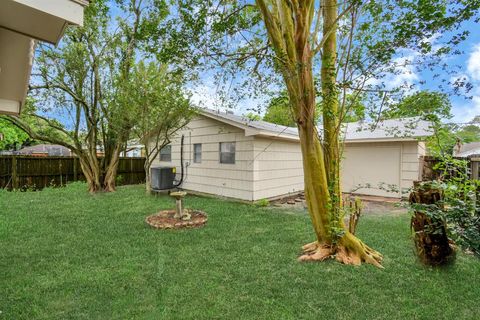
[2,0,87,45]
[0,29,35,116]
[255,131,300,142]
[200,111,301,141]
[0,0,87,116]
[200,111,260,133]
[199,110,431,144]
[344,137,425,143]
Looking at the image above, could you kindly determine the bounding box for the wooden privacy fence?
[0,156,146,190]
[419,155,480,181]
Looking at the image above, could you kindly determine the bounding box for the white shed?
[150,109,432,201]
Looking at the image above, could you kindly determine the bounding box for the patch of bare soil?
[270,193,407,216]
[145,210,207,229]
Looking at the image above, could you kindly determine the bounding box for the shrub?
[254,198,270,207]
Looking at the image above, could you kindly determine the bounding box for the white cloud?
[363,52,419,93]
[388,55,419,88]
[189,83,222,109]
[467,44,480,81]
[451,97,480,123]
[188,77,266,116]
[451,43,480,122]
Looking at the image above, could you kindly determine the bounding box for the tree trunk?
[409,182,455,265]
[103,143,122,192]
[78,154,102,193]
[297,0,382,267]
[145,161,152,194]
[143,145,155,194]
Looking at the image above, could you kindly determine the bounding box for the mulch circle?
[145,210,207,229]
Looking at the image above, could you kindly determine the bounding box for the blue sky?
[418,19,480,124]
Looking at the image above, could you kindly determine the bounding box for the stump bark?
[409,181,455,266]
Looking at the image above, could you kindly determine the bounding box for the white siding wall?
[150,116,255,200]
[252,137,304,200]
[341,143,401,197]
[342,141,423,198]
[400,141,424,195]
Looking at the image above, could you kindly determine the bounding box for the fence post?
[73,157,78,181]
[59,158,63,186]
[11,155,18,189]
[130,157,134,184]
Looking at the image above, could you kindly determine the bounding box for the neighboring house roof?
[200,108,433,142]
[18,144,71,156]
[453,142,480,158]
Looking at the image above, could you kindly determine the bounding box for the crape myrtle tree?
[119,61,196,193]
[4,0,203,193]
[255,0,479,266]
[176,0,480,266]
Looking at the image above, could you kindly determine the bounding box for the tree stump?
[409,181,455,266]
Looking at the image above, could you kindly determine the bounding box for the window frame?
[193,143,202,164]
[219,141,236,164]
[159,144,172,162]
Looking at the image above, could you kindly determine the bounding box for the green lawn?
[1,183,479,320]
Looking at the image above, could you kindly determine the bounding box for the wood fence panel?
[0,156,146,190]
[0,157,13,189]
[420,156,475,181]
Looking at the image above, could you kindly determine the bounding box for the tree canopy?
[383,91,453,122]
[0,119,29,151]
[263,92,296,126]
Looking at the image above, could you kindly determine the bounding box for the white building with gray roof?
[149,108,433,200]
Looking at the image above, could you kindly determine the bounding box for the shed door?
[341,145,401,198]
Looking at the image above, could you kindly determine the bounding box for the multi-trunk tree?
[4,0,200,193]
[254,0,383,266]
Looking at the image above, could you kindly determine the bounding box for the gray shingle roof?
[339,117,433,141]
[454,142,480,158]
[201,108,298,137]
[200,108,433,142]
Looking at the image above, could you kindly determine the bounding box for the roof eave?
[344,137,428,143]
[255,131,300,141]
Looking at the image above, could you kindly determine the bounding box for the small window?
[219,142,235,164]
[193,143,202,163]
[159,145,171,162]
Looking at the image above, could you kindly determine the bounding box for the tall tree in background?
[120,61,195,193]
[263,92,296,126]
[263,91,363,126]
[383,91,452,122]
